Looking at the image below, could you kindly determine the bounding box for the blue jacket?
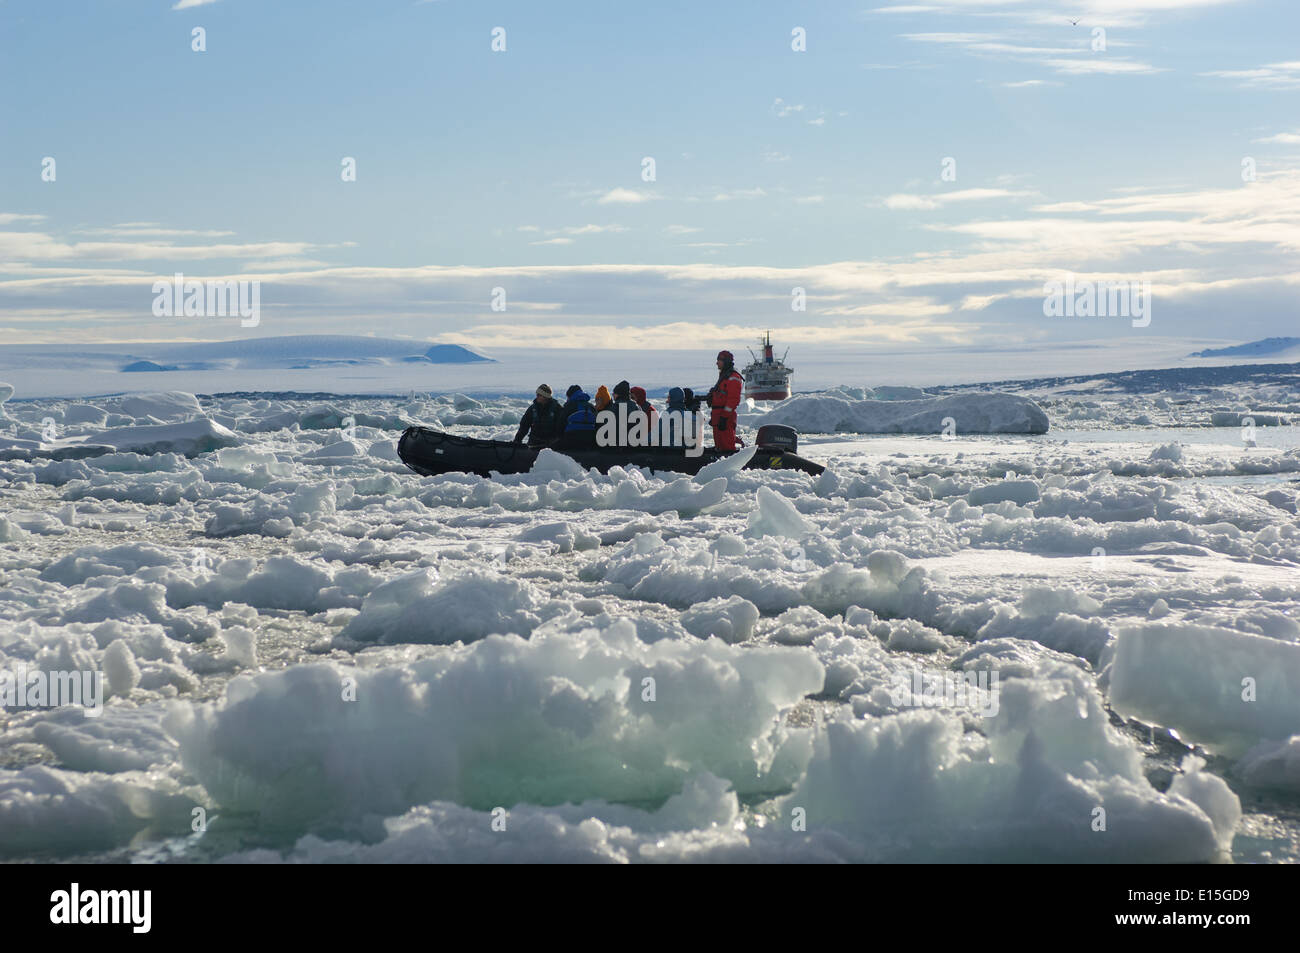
[562,391,597,432]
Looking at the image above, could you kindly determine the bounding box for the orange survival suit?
[708,351,744,451]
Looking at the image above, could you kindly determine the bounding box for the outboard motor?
[755,424,798,453]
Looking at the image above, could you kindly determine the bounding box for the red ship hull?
[747,388,790,401]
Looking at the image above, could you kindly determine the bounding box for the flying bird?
[1069,18,1080,26]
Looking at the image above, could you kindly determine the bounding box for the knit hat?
[565,384,581,398]
[535,384,552,397]
[613,380,631,397]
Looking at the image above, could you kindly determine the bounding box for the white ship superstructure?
[741,331,793,401]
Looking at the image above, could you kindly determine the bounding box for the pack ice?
[1,377,1298,863]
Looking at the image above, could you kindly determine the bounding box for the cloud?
[560,224,627,235]
[596,188,656,204]
[0,213,46,225]
[1253,132,1300,145]
[522,224,627,244]
[72,225,237,238]
[433,317,973,350]
[0,230,325,263]
[1205,62,1300,89]
[771,98,829,125]
[6,170,1298,348]
[713,188,767,201]
[874,1,1245,29]
[884,188,1035,210]
[1041,57,1162,75]
[902,32,996,45]
[172,0,222,8]
[242,258,332,271]
[901,30,1163,76]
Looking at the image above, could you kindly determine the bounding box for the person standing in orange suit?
[707,350,744,451]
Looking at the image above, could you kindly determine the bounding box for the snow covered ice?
[1,371,1299,864]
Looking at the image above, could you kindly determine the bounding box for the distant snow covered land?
[1,345,1298,863]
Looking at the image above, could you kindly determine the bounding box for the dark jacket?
[610,380,637,418]
[514,397,563,446]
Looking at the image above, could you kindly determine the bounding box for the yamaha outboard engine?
[755,424,798,453]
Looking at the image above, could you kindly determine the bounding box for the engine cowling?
[755,424,798,453]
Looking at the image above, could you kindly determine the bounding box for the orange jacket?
[709,370,743,416]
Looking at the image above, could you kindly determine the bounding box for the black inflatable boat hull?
[397,427,825,478]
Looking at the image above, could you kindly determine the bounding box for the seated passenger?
[659,386,690,448]
[558,388,598,450]
[557,384,583,431]
[630,386,657,424]
[513,384,562,447]
[610,380,637,417]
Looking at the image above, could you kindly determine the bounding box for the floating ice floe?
[0,418,238,460]
[163,621,824,833]
[1108,622,1300,758]
[761,393,1049,434]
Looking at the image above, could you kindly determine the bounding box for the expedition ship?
[741,332,793,401]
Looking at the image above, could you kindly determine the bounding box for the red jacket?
[630,386,657,422]
[709,370,743,416]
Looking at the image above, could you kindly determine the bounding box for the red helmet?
[717,350,734,363]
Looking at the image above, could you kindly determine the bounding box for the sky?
[1,0,1297,364]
